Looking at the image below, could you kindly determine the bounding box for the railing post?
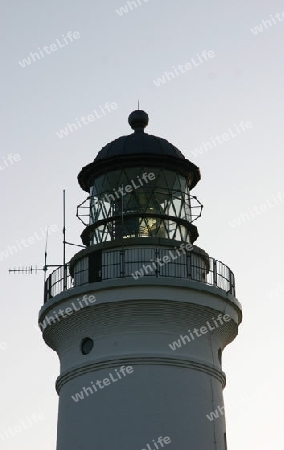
[187,251,191,280]
[46,273,52,302]
[155,248,159,277]
[120,248,125,278]
[213,259,217,287]
[44,279,47,303]
[229,270,235,295]
[63,264,68,291]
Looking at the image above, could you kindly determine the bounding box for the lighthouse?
[39,110,242,450]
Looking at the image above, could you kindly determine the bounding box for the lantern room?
[77,110,202,247]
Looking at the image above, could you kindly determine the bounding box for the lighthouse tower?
[39,110,242,450]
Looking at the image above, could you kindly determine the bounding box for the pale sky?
[1,1,284,449]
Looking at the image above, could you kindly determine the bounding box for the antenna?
[63,189,67,290]
[138,100,140,110]
[121,184,124,223]
[43,225,49,284]
[8,190,86,296]
[8,225,59,276]
[63,190,66,268]
[120,184,125,277]
[9,266,39,275]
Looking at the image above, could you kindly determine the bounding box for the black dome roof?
[95,132,185,161]
[95,110,184,161]
[78,110,200,192]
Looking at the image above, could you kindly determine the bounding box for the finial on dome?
[128,110,149,132]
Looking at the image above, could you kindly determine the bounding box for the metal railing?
[44,248,235,302]
[44,265,73,303]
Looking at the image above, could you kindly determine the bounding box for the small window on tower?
[81,338,94,355]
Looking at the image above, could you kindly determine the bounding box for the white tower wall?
[40,269,241,450]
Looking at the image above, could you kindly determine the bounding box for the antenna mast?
[63,189,67,290]
[9,189,85,289]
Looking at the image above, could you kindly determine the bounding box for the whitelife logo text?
[140,435,172,450]
[18,31,81,68]
[56,102,118,139]
[190,121,253,157]
[71,366,134,402]
[116,0,150,16]
[153,51,215,87]
[251,12,284,35]
[0,153,21,171]
[168,314,231,351]
[0,224,58,262]
[39,294,97,331]
[131,242,193,280]
[93,172,156,206]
